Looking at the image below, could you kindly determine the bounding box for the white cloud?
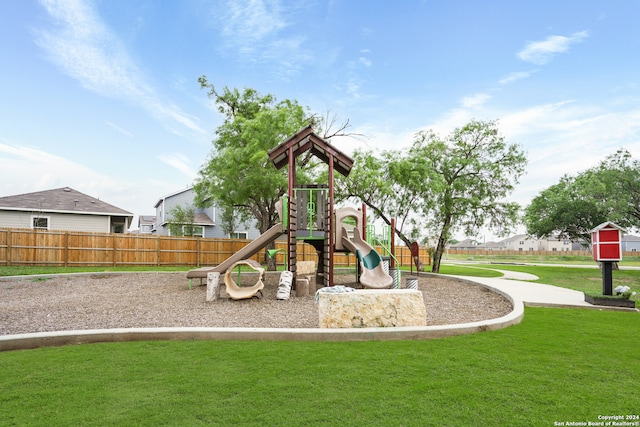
[0,141,177,221]
[461,93,491,108]
[221,0,288,43]
[36,0,205,135]
[517,31,589,65]
[0,141,113,197]
[106,122,133,138]
[359,57,372,67]
[214,0,313,78]
[158,153,198,179]
[499,70,537,85]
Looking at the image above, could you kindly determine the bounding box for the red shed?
[591,222,625,262]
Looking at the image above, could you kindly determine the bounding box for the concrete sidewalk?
[454,275,594,308]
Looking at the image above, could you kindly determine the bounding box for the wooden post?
[328,155,335,287]
[390,218,396,269]
[64,231,69,267]
[602,261,613,295]
[6,230,11,267]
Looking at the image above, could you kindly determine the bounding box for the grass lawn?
[1,308,638,426]
[444,253,640,267]
[437,263,640,304]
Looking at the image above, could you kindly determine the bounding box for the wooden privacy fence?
[0,228,431,268]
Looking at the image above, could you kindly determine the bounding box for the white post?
[276,270,294,300]
[206,272,221,302]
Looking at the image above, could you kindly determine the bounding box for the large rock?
[317,289,427,328]
[297,261,316,275]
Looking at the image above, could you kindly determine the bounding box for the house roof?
[591,221,626,233]
[0,187,133,217]
[193,213,214,226]
[449,238,479,248]
[138,215,156,227]
[478,241,505,249]
[154,186,193,208]
[268,125,354,177]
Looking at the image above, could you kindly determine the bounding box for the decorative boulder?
[317,289,427,328]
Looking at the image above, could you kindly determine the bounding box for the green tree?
[337,120,526,273]
[525,149,640,244]
[167,205,196,237]
[193,78,311,269]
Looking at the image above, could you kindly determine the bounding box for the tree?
[167,205,196,236]
[336,120,526,273]
[525,149,640,244]
[193,78,311,269]
[335,149,425,249]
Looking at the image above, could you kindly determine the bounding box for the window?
[31,216,49,230]
[182,225,204,237]
[230,231,248,239]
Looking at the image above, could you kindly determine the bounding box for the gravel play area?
[0,272,513,335]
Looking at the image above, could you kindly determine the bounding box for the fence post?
[64,231,69,267]
[6,230,11,266]
[197,238,201,267]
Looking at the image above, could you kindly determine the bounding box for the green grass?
[434,264,504,277]
[0,308,638,426]
[444,252,640,266]
[471,264,639,303]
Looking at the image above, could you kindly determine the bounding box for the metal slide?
[187,223,284,278]
[340,226,394,289]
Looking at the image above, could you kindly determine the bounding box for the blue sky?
[1,0,639,237]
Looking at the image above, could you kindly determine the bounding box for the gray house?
[151,187,260,239]
[0,187,133,233]
[622,235,640,252]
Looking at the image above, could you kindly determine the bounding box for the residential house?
[449,238,481,250]
[477,240,506,251]
[137,215,155,234]
[0,187,132,233]
[538,236,573,252]
[622,235,640,252]
[499,234,540,251]
[152,187,260,239]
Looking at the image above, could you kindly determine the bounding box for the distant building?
[137,215,156,234]
[0,187,132,233]
[449,234,585,252]
[150,187,261,238]
[622,235,640,252]
[449,238,481,250]
[477,240,506,251]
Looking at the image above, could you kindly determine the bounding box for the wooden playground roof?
[268,125,354,177]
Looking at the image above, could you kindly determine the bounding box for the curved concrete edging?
[0,275,525,352]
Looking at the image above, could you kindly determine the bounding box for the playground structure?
[187,125,394,294]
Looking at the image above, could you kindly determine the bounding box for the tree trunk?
[256,212,278,271]
[264,241,277,271]
[431,216,452,273]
